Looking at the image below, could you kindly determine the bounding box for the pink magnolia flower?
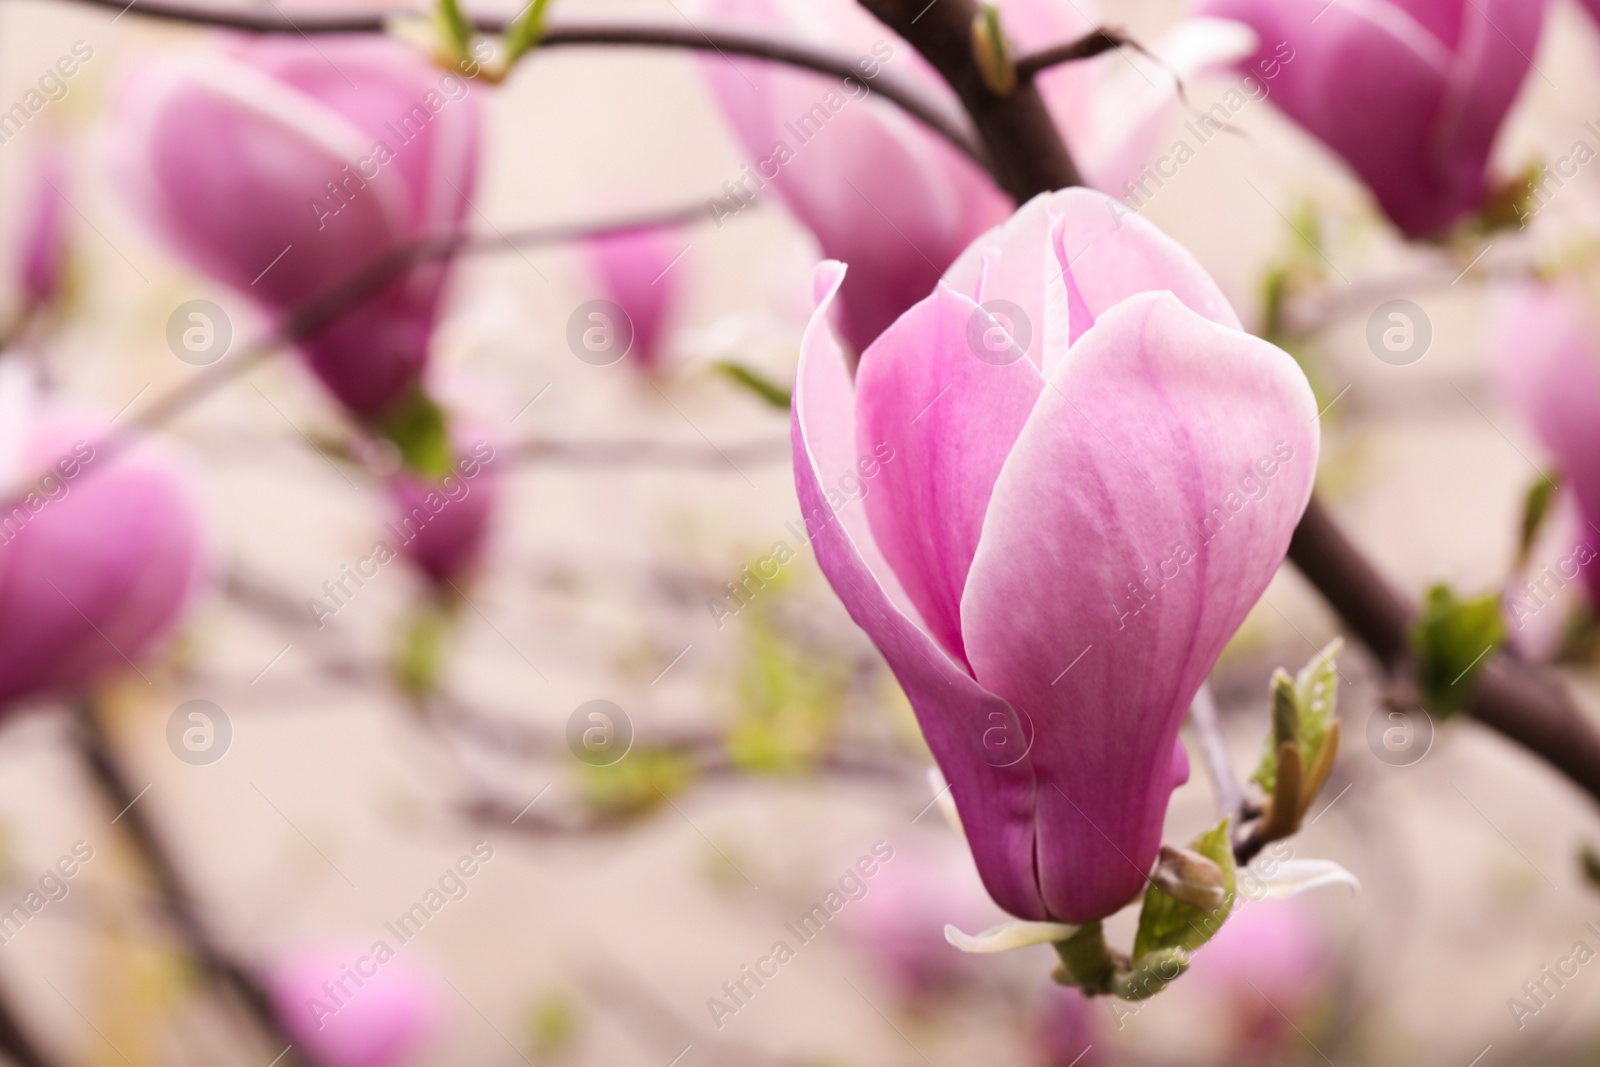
[694,0,1249,354]
[586,225,686,372]
[1493,279,1600,608]
[0,389,207,706]
[384,424,499,589]
[793,188,1318,923]
[269,948,439,1067]
[841,842,998,1003]
[110,37,482,417]
[1199,0,1546,237]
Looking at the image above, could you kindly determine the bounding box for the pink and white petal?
[855,284,1044,665]
[961,292,1317,922]
[794,262,1045,919]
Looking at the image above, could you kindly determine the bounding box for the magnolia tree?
[0,0,1598,1064]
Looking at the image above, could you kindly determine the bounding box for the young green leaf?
[1411,584,1506,718]
[1133,817,1235,961]
[1517,472,1562,569]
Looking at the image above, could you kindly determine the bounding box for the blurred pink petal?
[0,406,207,706]
[587,225,685,371]
[1200,0,1546,237]
[110,38,482,416]
[270,949,439,1067]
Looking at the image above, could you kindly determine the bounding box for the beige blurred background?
[1,0,1599,1064]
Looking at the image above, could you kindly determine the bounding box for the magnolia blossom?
[0,375,207,706]
[794,188,1318,922]
[1493,279,1600,611]
[269,949,439,1067]
[694,0,1249,354]
[586,225,685,372]
[1200,0,1545,237]
[111,37,481,417]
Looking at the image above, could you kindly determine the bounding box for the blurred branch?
[505,436,790,469]
[50,1,986,167]
[72,701,314,1067]
[0,992,65,1067]
[0,201,714,502]
[1288,498,1600,805]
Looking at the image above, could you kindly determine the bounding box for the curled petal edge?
[944,919,1080,954]
[1239,857,1360,901]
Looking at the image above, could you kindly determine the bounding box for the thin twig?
[1187,682,1245,827]
[48,1,986,168]
[1014,28,1139,80]
[72,701,315,1067]
[505,436,790,469]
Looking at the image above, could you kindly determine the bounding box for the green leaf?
[1517,472,1561,568]
[503,0,554,65]
[713,361,792,410]
[1581,842,1600,890]
[1133,817,1235,961]
[394,602,451,696]
[434,0,474,62]
[970,3,1017,95]
[373,389,453,478]
[1411,584,1506,719]
[1252,639,1342,794]
[526,989,578,1058]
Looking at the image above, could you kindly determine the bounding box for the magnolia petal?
[927,765,966,839]
[792,261,1046,920]
[961,291,1318,923]
[944,919,1079,954]
[1238,858,1361,900]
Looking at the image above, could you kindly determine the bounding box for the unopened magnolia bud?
[1151,844,1226,911]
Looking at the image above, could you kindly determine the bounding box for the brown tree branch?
[855,0,1080,197]
[72,701,316,1067]
[50,1,986,168]
[1014,28,1137,80]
